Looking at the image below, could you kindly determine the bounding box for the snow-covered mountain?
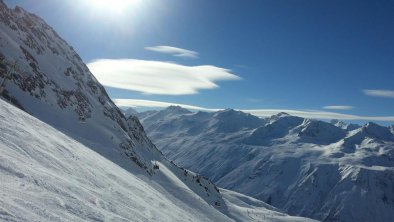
[0,99,318,222]
[139,107,394,222]
[123,107,139,117]
[330,119,360,131]
[0,0,160,175]
[138,107,266,136]
[0,2,315,221]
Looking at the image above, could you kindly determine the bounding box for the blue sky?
[5,0,394,124]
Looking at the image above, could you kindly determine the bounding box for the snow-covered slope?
[0,98,317,222]
[330,119,360,131]
[220,189,314,222]
[0,2,316,221]
[0,0,166,180]
[0,99,224,221]
[139,107,394,222]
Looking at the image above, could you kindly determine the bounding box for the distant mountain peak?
[272,112,291,119]
[221,108,239,113]
[212,109,265,133]
[124,107,138,117]
[298,119,346,144]
[268,112,292,123]
[363,122,386,133]
[216,108,246,117]
[330,119,360,131]
[277,112,290,116]
[271,113,304,125]
[165,105,192,114]
[362,122,394,141]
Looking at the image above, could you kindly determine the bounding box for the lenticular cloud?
[145,46,199,58]
[87,59,240,95]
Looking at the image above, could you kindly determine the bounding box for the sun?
[87,0,140,14]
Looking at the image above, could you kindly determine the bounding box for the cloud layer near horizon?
[114,99,219,111]
[87,59,240,95]
[114,99,394,122]
[363,89,394,98]
[145,46,199,58]
[322,105,354,110]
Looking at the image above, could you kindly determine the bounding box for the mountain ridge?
[138,106,394,222]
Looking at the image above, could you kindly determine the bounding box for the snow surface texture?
[0,2,316,221]
[138,107,394,222]
[0,97,317,222]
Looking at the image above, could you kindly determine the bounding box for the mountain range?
[136,106,394,222]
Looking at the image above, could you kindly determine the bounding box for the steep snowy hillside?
[0,99,224,221]
[0,0,169,182]
[140,107,394,222]
[0,98,318,222]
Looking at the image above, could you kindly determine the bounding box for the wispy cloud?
[113,99,394,122]
[87,59,240,95]
[114,99,220,111]
[145,46,198,58]
[322,105,354,110]
[243,109,394,122]
[363,89,394,98]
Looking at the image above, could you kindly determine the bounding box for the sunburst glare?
[85,0,141,15]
